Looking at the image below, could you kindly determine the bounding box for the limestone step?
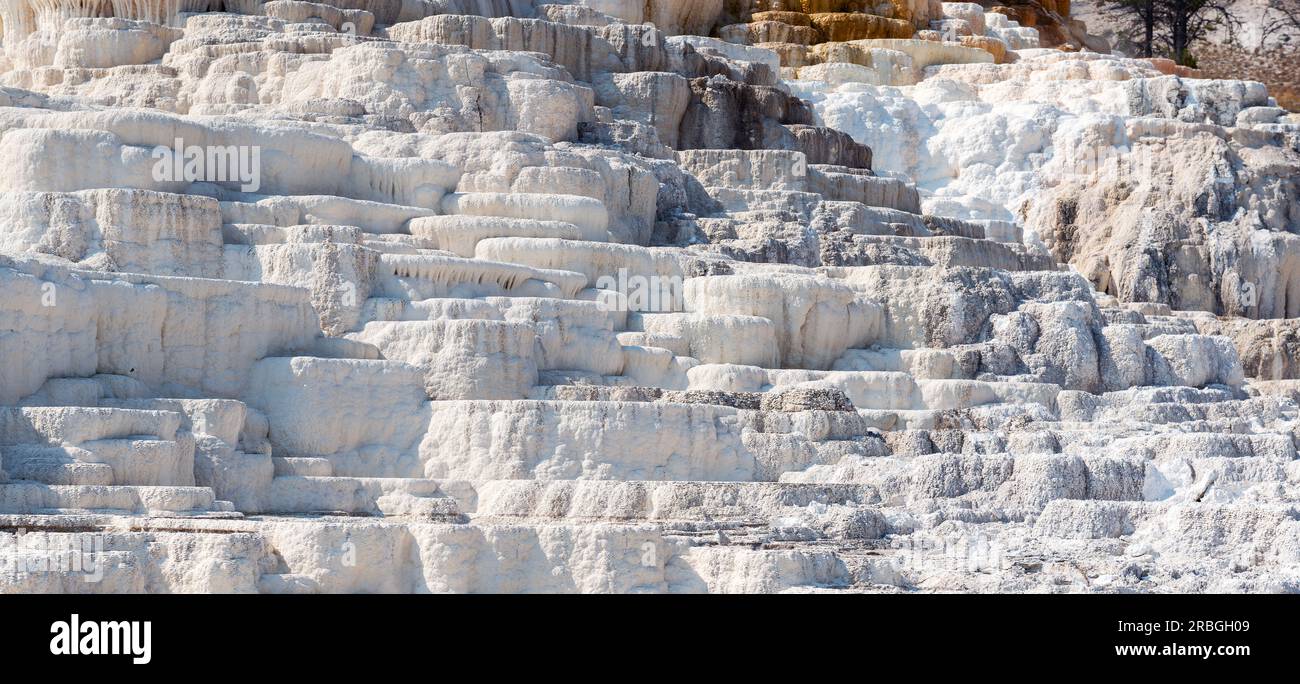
[832,347,967,379]
[264,476,463,519]
[632,312,780,367]
[272,457,334,477]
[473,237,685,290]
[377,252,587,300]
[78,438,194,487]
[820,234,1055,271]
[4,455,115,486]
[848,38,995,70]
[360,234,428,255]
[1066,395,1291,425]
[616,331,690,353]
[875,421,1300,469]
[425,399,759,482]
[675,544,853,593]
[470,480,876,521]
[809,202,932,237]
[0,407,183,447]
[719,21,824,46]
[807,166,921,213]
[808,13,914,43]
[677,149,810,192]
[619,344,693,389]
[243,518,854,593]
[440,192,609,242]
[690,365,1062,411]
[257,573,321,594]
[409,215,584,258]
[704,187,825,214]
[244,356,429,464]
[0,483,219,515]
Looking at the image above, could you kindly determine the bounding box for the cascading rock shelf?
[0,0,1297,593]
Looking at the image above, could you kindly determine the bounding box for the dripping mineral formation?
[0,0,1297,593]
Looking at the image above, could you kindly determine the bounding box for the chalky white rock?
[0,0,1297,594]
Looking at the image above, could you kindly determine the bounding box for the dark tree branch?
[1094,0,1242,64]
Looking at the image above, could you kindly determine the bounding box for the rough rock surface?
[0,0,1297,594]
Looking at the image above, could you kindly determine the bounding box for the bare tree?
[1163,0,1239,64]
[1262,0,1300,47]
[1096,0,1159,57]
[1095,0,1239,65]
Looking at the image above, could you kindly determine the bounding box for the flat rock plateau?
[0,0,1298,593]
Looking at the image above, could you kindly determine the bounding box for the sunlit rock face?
[0,0,1298,594]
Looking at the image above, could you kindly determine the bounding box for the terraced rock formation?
[0,0,1297,593]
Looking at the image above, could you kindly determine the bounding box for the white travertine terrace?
[0,0,1298,593]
